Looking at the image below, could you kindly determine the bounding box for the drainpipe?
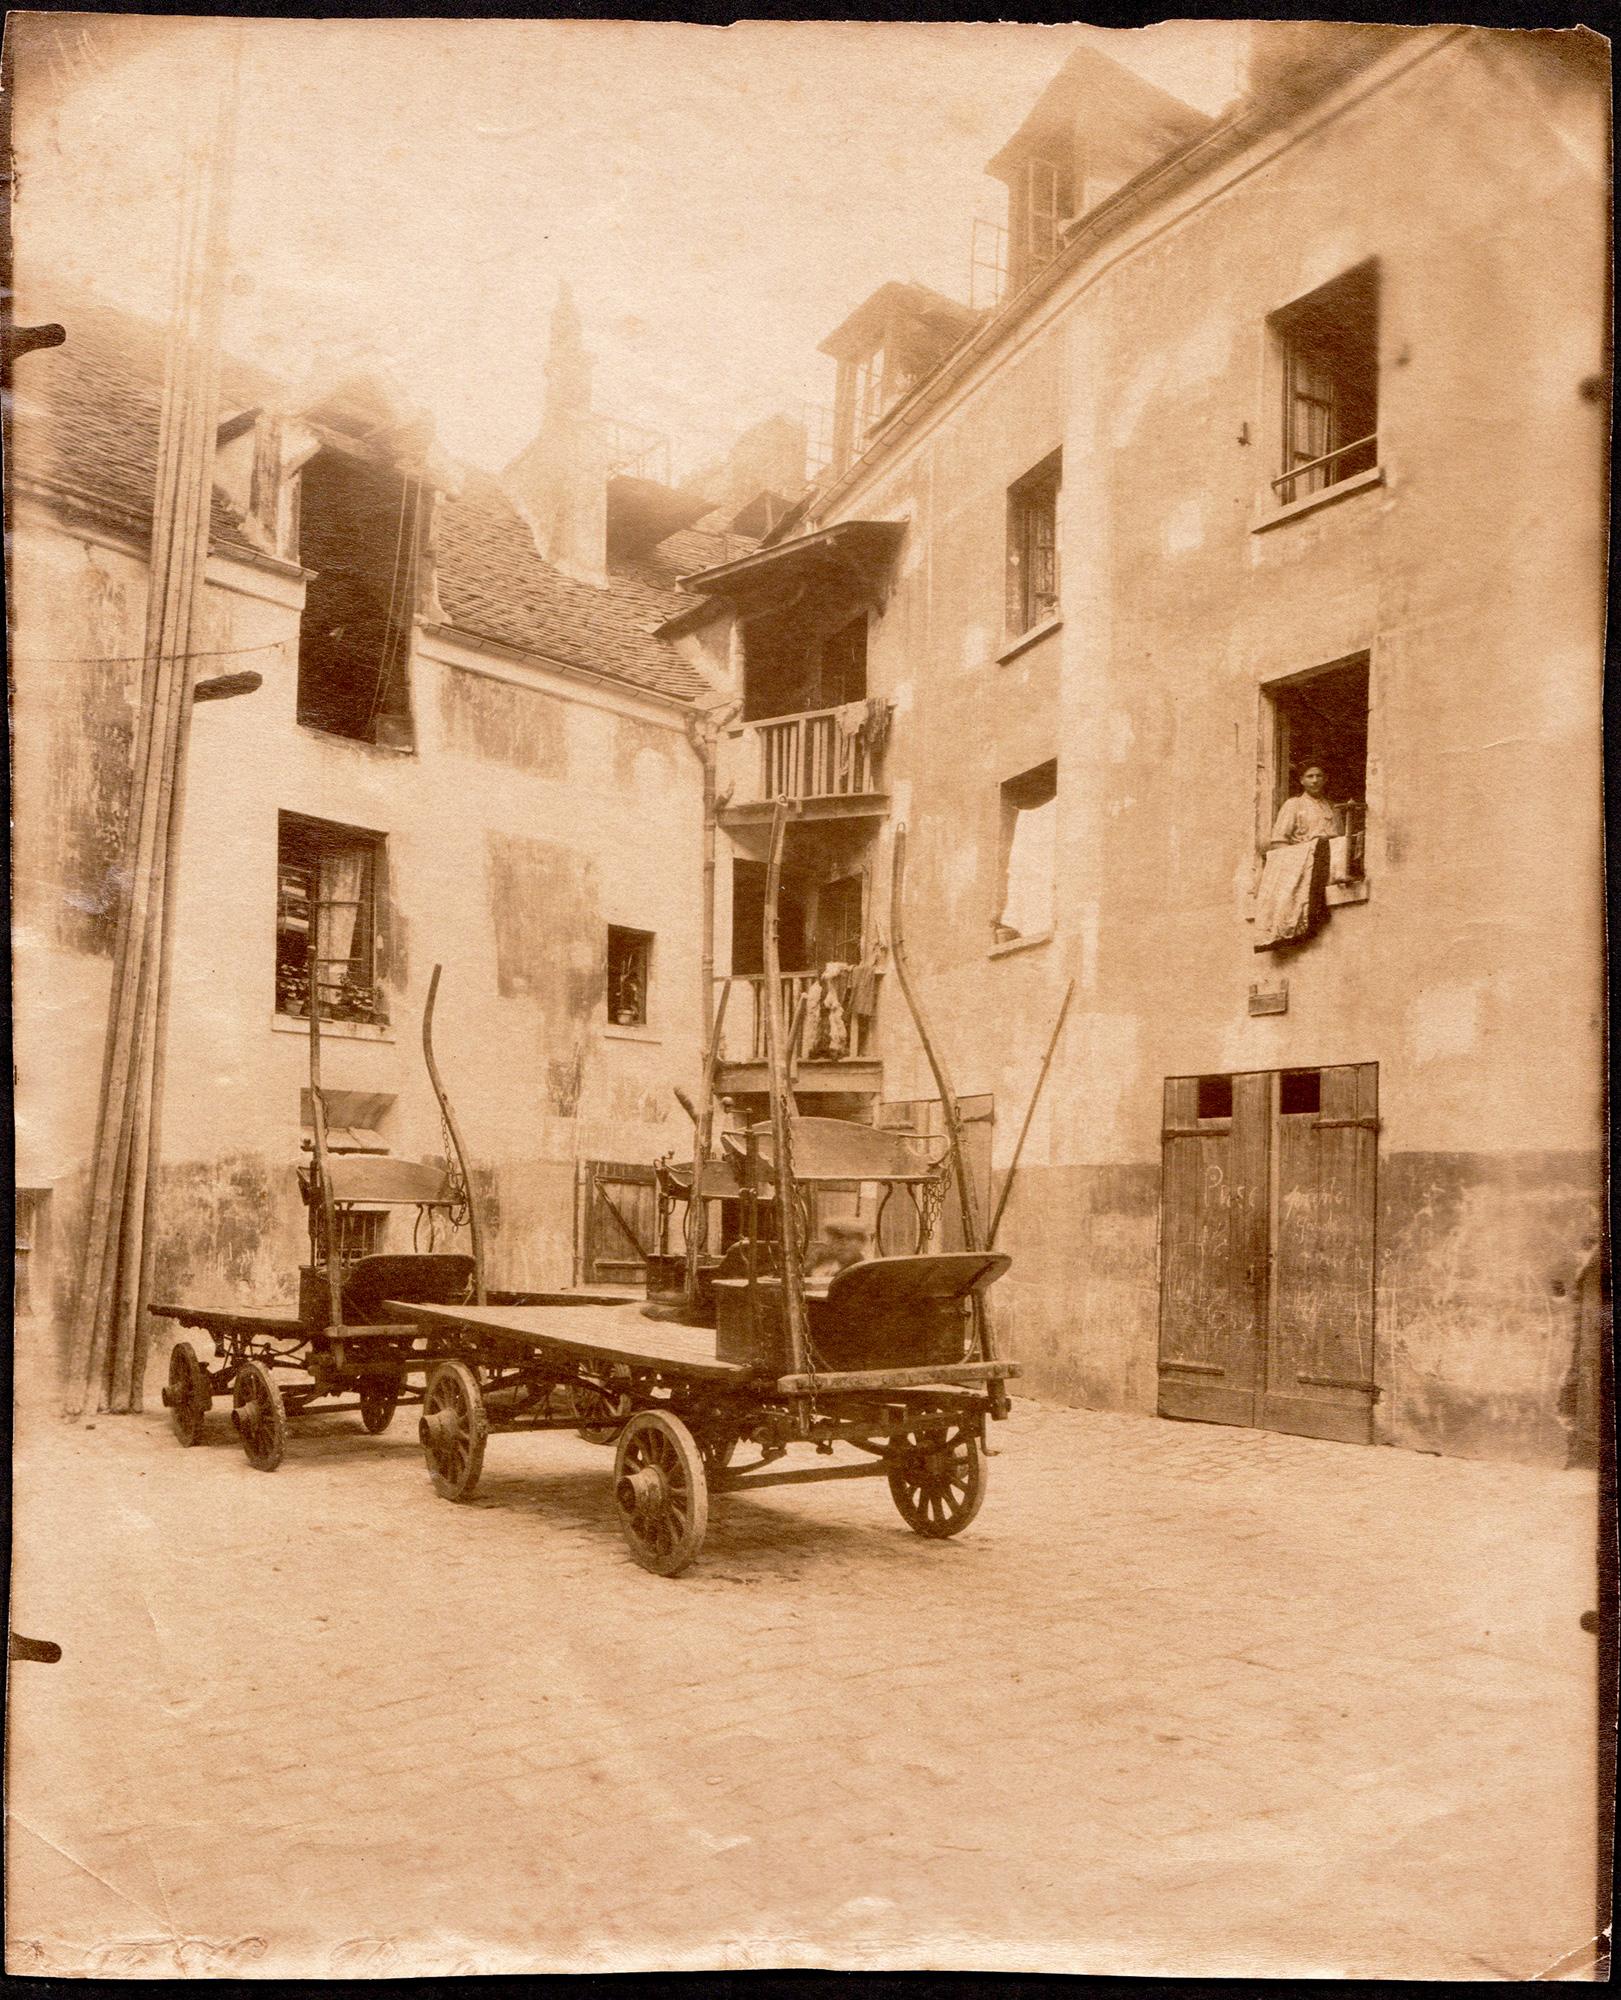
[683,697,739,1047]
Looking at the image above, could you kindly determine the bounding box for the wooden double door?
[1158,1063,1378,1444]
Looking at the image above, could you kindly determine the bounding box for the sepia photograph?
[3,11,1612,1980]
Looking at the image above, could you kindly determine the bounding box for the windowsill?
[601,1024,663,1045]
[296,722,418,756]
[998,615,1063,665]
[1244,879,1370,920]
[1252,465,1384,534]
[272,1013,394,1043]
[988,930,1053,960]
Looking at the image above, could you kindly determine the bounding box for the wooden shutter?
[581,1161,657,1285]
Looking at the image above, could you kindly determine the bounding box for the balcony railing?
[755,704,884,802]
[717,971,882,1066]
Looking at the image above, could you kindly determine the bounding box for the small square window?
[1196,1075,1234,1121]
[276,813,385,1025]
[995,759,1057,944]
[607,926,653,1027]
[1006,451,1061,638]
[1280,1069,1322,1116]
[1269,262,1379,506]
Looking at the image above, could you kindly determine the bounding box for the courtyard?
[6,1390,1601,1979]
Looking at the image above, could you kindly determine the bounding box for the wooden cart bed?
[386,1298,754,1381]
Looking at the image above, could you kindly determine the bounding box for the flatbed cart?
[391,1266,1015,1576]
[392,797,1017,1576]
[148,959,522,1470]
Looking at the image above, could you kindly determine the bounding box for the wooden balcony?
[718,704,890,825]
[715,971,883,1098]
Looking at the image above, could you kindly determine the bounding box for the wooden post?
[886,823,1000,1378]
[63,30,241,1415]
[423,964,487,1304]
[987,979,1075,1248]
[308,938,344,1333]
[683,976,733,1316]
[761,799,811,1390]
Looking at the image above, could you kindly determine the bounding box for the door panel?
[581,1161,657,1285]
[1158,1072,1271,1427]
[1260,1063,1378,1443]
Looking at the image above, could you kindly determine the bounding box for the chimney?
[503,284,609,586]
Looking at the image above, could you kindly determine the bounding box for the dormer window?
[296,446,419,749]
[852,343,889,454]
[1009,154,1074,291]
[819,284,981,475]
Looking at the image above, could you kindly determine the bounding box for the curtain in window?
[1286,345,1338,495]
[316,848,367,1005]
[1000,794,1057,938]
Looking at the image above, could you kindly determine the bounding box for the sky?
[11,17,1247,481]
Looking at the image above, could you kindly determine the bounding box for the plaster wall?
[11,511,706,1377]
[811,29,1608,1462]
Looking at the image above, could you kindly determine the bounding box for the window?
[742,610,867,722]
[996,760,1058,944]
[1007,452,1061,637]
[332,1209,387,1261]
[296,447,418,747]
[607,926,653,1027]
[1270,262,1379,506]
[1009,154,1073,291]
[1196,1075,1234,1121]
[14,1188,49,1318]
[1279,1069,1322,1116]
[814,874,865,967]
[276,813,385,1024]
[1266,654,1369,883]
[852,344,888,453]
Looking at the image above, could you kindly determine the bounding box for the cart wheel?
[613,1411,708,1577]
[164,1342,212,1447]
[567,1381,629,1446]
[358,1377,401,1435]
[419,1362,487,1501]
[232,1360,287,1473]
[886,1423,986,1539]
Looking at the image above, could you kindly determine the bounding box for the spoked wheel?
[694,1424,740,1485]
[419,1362,488,1501]
[613,1411,708,1577]
[232,1360,287,1473]
[164,1342,212,1447]
[566,1381,630,1446]
[886,1423,987,1539]
[358,1376,401,1434]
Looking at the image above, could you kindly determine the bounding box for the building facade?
[10,293,737,1390]
[676,24,1609,1466]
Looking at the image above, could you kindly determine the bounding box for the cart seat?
[821,1251,1010,1313]
[299,1155,457,1208]
[341,1252,475,1324]
[656,1157,743,1202]
[722,1118,949,1186]
[807,1251,1010,1372]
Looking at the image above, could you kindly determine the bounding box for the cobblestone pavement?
[6,1386,1603,1980]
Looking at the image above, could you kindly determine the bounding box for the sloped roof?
[984,42,1212,184]
[435,471,705,701]
[8,289,282,557]
[9,288,707,705]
